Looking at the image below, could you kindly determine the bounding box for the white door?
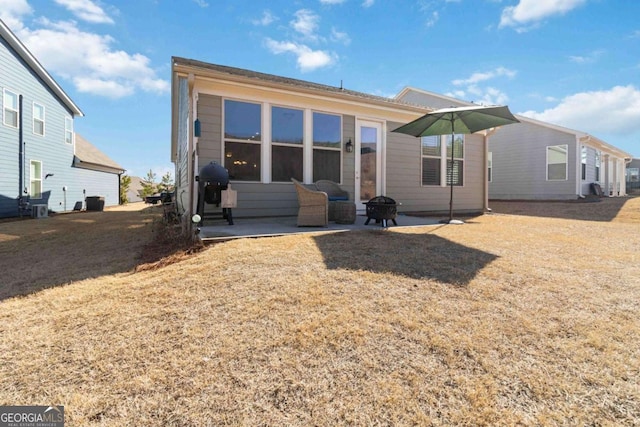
[355,120,383,210]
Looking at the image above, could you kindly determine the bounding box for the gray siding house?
[396,87,632,201]
[1,19,123,218]
[171,57,494,227]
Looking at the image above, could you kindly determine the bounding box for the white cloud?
[0,0,32,30]
[265,38,335,72]
[53,0,114,24]
[16,19,169,98]
[499,0,587,31]
[330,28,351,45]
[519,85,640,136]
[320,0,346,4]
[252,10,276,26]
[291,9,320,40]
[426,11,439,27]
[569,49,604,64]
[452,67,517,86]
[193,0,209,7]
[362,0,375,7]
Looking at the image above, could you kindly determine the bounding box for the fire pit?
[364,196,398,227]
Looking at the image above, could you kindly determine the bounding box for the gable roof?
[0,19,83,117]
[74,134,124,174]
[172,57,428,110]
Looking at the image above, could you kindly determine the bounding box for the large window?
[33,103,45,136]
[421,134,464,186]
[30,160,42,198]
[271,106,303,182]
[312,112,341,182]
[547,145,568,180]
[65,117,73,144]
[224,100,261,181]
[3,89,18,128]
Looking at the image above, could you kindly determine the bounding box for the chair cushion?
[328,195,349,201]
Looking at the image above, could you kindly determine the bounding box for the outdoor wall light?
[345,138,353,153]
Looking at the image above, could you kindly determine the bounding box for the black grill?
[364,196,398,227]
[196,161,233,225]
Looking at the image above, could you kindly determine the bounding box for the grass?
[1,198,639,426]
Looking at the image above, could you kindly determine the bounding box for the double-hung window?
[547,145,568,180]
[595,151,601,182]
[30,160,42,198]
[421,134,464,186]
[224,99,261,181]
[3,89,19,128]
[312,112,341,182]
[581,146,587,180]
[271,106,303,182]
[65,117,73,144]
[33,103,45,136]
[487,151,493,182]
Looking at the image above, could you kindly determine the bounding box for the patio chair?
[315,180,353,222]
[292,178,328,227]
[315,180,349,201]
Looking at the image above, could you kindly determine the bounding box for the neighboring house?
[74,133,125,207]
[396,87,633,200]
[627,158,640,194]
[171,57,496,226]
[126,176,144,203]
[0,19,123,217]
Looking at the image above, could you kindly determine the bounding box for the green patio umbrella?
[392,105,520,223]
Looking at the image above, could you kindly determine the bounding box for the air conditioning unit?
[32,204,48,218]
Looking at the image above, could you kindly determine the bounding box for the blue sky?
[2,0,639,179]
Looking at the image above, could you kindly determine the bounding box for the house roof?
[172,57,429,111]
[74,134,124,174]
[0,19,83,117]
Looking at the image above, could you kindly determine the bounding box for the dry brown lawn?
[1,197,639,426]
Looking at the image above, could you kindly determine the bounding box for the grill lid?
[198,161,229,185]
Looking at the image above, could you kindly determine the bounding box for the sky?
[1,0,639,180]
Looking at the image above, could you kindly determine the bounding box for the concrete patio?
[198,213,442,242]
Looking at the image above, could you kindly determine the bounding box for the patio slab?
[198,213,441,241]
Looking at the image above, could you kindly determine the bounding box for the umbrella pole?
[449,119,454,222]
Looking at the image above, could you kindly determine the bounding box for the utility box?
[86,196,105,211]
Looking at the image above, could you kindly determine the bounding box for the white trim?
[355,119,383,210]
[32,101,45,136]
[64,116,74,144]
[3,88,19,128]
[546,144,569,181]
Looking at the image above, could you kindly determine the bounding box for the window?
[581,146,588,180]
[421,134,464,186]
[312,112,341,182]
[547,145,568,180]
[627,168,639,182]
[421,135,441,186]
[224,99,261,181]
[595,151,601,182]
[3,89,18,128]
[487,151,493,182]
[30,160,42,198]
[33,103,45,136]
[271,106,303,182]
[65,117,73,144]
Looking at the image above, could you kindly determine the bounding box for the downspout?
[118,172,122,205]
[17,95,25,215]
